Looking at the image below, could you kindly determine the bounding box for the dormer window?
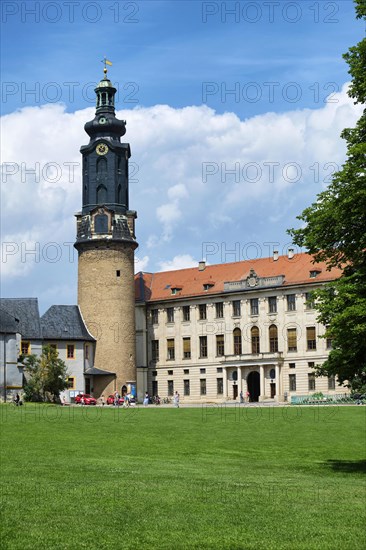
[171,287,182,295]
[203,282,215,291]
[310,270,321,278]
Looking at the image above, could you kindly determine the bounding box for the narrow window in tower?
[116,270,120,277]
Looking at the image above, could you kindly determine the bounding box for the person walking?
[143,392,149,406]
[174,391,180,408]
[240,391,244,404]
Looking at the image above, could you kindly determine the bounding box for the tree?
[288,0,366,387]
[23,345,69,402]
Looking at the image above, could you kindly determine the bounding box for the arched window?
[96,184,107,204]
[269,324,278,353]
[233,328,242,355]
[251,326,260,354]
[117,184,122,204]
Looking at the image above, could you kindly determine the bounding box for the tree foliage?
[288,0,366,386]
[23,345,68,402]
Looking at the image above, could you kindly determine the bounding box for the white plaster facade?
[136,274,348,403]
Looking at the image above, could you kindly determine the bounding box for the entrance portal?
[233,384,238,400]
[247,371,260,402]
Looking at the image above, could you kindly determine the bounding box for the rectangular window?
[215,302,224,318]
[21,341,30,355]
[184,379,190,396]
[216,334,225,357]
[268,296,277,313]
[167,380,174,396]
[287,294,296,311]
[217,378,223,394]
[305,292,315,310]
[151,309,159,324]
[200,368,206,374]
[152,380,158,396]
[152,370,157,376]
[183,369,189,375]
[85,344,89,359]
[232,300,241,317]
[287,328,297,352]
[217,367,223,373]
[289,363,296,369]
[167,307,174,323]
[199,336,208,358]
[167,370,173,375]
[328,375,336,390]
[308,373,316,391]
[200,379,207,396]
[199,304,207,320]
[307,327,317,350]
[182,306,190,322]
[67,377,75,389]
[152,340,159,361]
[50,343,57,351]
[250,298,259,315]
[289,374,296,391]
[67,344,75,359]
[167,339,175,360]
[326,328,333,350]
[183,337,191,359]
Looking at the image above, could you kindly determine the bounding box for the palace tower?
[74,67,138,397]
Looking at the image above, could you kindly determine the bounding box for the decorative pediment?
[224,270,285,292]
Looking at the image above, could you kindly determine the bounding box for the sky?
[0,0,364,314]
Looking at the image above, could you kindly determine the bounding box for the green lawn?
[0,404,365,550]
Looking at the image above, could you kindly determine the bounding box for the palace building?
[134,252,345,403]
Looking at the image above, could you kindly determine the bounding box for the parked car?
[106,394,124,405]
[74,394,97,405]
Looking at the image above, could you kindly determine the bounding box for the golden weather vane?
[101,56,112,76]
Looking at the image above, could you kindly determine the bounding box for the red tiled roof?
[135,253,341,303]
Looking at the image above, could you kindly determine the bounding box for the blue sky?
[1,1,364,313]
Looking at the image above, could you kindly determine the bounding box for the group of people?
[142,391,180,407]
[12,393,22,406]
[240,391,250,404]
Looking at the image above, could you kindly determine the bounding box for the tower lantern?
[74,64,138,398]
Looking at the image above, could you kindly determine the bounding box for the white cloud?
[0,83,363,310]
[158,254,198,272]
[135,255,149,273]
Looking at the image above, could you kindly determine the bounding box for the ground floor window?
[289,374,296,391]
[308,373,316,391]
[200,379,206,395]
[328,375,335,390]
[67,377,75,389]
[152,380,158,396]
[217,378,223,394]
[168,380,174,396]
[184,379,190,396]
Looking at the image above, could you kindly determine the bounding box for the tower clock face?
[96,143,109,156]
[99,116,107,124]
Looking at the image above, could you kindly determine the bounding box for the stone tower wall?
[77,242,136,397]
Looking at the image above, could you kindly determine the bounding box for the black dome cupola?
[78,62,132,217]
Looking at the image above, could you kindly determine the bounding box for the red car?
[106,394,124,405]
[74,394,97,405]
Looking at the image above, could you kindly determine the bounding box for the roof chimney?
[198,260,206,271]
[273,250,279,261]
[288,248,295,259]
